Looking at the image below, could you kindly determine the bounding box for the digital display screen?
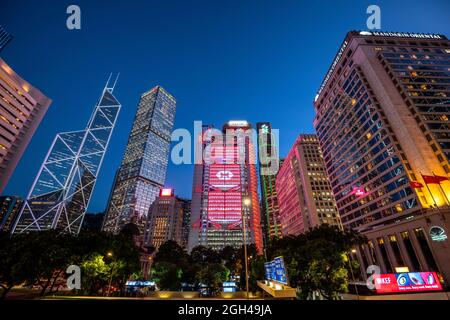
[265,256,288,285]
[160,188,174,196]
[125,281,155,286]
[374,272,442,294]
[207,164,242,223]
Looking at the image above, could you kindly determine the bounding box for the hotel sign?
[429,226,448,242]
[227,120,249,127]
[315,31,444,101]
[316,40,348,99]
[359,31,443,39]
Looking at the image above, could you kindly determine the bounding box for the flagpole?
[421,173,438,208]
[432,172,450,205]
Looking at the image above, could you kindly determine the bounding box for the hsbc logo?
[216,170,233,180]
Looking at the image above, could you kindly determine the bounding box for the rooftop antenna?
[104,73,112,90]
[111,73,120,92]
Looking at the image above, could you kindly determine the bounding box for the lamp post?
[242,197,251,299]
[147,256,153,280]
[106,251,115,297]
[347,248,359,300]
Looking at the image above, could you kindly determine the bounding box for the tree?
[81,254,111,295]
[154,240,188,265]
[269,224,365,300]
[152,261,182,291]
[195,263,229,296]
[191,245,221,264]
[219,246,239,274]
[0,232,32,299]
[152,241,189,291]
[237,244,259,292]
[0,230,142,298]
[248,255,265,293]
[28,231,75,296]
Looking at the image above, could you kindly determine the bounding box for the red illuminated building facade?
[276,134,341,236]
[188,121,263,254]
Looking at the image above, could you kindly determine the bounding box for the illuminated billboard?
[264,256,288,285]
[160,188,174,197]
[207,164,242,223]
[374,272,442,294]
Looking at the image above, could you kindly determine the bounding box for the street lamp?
[106,251,115,297]
[347,248,359,300]
[242,197,251,300]
[147,256,153,280]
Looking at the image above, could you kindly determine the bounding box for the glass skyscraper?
[12,76,121,234]
[0,25,12,52]
[102,86,176,235]
[256,122,282,245]
[0,196,23,232]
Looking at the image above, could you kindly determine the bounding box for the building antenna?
[111,73,120,92]
[105,73,113,90]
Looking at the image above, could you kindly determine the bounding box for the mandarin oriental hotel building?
[313,31,450,286]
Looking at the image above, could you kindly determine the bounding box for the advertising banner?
[374,272,442,294]
[265,256,288,285]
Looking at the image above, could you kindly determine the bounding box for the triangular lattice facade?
[12,76,121,235]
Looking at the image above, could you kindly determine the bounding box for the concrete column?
[363,244,374,266]
[384,235,400,271]
[395,232,415,271]
[356,247,367,280]
[373,239,388,274]
[409,229,430,271]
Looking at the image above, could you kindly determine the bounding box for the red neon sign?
[374,272,442,294]
[353,186,365,197]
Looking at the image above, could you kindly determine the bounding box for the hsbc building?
[188,121,263,253]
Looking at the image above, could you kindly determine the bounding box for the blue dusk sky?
[1,0,449,212]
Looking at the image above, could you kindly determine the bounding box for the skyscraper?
[188,124,213,251]
[179,198,191,249]
[143,188,186,249]
[0,58,51,193]
[102,86,176,235]
[314,31,450,283]
[256,122,282,244]
[0,25,12,52]
[276,134,341,236]
[0,195,23,232]
[12,76,121,234]
[188,121,263,254]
